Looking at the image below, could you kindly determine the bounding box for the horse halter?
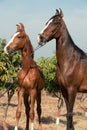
[38,14,63,46]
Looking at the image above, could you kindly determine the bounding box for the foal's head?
[4,23,28,55]
[37,9,64,46]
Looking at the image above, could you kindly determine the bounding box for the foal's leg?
[14,88,24,130]
[23,93,30,130]
[30,89,37,130]
[36,91,42,130]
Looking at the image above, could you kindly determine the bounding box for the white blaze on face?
[4,32,20,54]
[37,18,53,44]
[40,19,53,34]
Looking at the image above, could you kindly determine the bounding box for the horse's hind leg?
[14,88,24,130]
[23,93,30,130]
[36,91,42,130]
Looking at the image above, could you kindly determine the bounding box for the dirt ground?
[0,90,87,130]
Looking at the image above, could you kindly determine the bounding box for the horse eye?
[54,20,58,24]
[17,36,21,38]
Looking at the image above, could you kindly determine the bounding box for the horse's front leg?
[66,102,74,130]
[14,87,24,130]
[23,93,30,130]
[62,87,77,130]
[30,89,37,130]
[36,91,42,130]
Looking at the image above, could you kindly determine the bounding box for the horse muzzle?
[4,46,14,55]
[37,34,47,46]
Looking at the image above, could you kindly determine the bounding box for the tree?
[0,38,21,90]
[37,55,60,93]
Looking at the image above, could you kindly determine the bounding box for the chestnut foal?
[4,23,44,130]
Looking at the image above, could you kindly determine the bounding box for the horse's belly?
[79,79,87,92]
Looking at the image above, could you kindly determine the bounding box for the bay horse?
[4,23,44,130]
[37,9,87,130]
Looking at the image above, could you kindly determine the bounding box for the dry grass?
[0,90,87,130]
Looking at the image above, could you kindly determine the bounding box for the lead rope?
[53,91,63,124]
[34,45,42,51]
[30,44,44,57]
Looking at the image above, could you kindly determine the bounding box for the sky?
[0,0,87,60]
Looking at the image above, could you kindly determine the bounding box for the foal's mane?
[23,33,34,59]
[27,36,34,59]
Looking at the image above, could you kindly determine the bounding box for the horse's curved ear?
[59,8,64,18]
[55,9,59,15]
[16,23,25,32]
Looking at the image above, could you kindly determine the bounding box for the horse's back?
[37,65,45,90]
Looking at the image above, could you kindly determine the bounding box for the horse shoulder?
[56,66,65,87]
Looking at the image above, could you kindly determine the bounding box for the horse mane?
[26,35,34,59]
[46,15,58,25]
[29,40,34,59]
[66,30,87,59]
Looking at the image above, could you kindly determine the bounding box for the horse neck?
[56,24,81,68]
[57,25,72,51]
[21,36,34,70]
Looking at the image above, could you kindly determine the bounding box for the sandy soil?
[0,90,87,130]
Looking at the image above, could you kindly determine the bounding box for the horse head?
[37,8,64,46]
[4,23,27,55]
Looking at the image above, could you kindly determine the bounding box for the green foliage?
[0,38,21,89]
[37,55,60,93]
[0,38,60,94]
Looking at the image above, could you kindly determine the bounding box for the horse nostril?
[37,34,43,44]
[37,34,47,45]
[7,46,10,51]
[39,34,42,40]
[40,35,45,41]
[6,46,13,54]
[39,34,45,42]
[4,46,9,55]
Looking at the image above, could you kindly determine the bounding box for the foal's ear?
[16,23,25,32]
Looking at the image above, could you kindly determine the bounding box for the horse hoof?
[38,124,42,130]
[66,128,74,130]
